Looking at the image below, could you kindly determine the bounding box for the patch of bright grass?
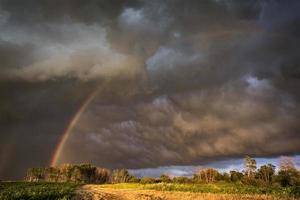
[0,182,79,200]
[99,182,300,198]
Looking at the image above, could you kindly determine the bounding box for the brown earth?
[73,185,292,200]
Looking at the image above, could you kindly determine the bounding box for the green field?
[1,182,299,199]
[0,182,78,200]
[101,182,300,199]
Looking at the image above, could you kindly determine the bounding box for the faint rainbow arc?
[50,85,104,167]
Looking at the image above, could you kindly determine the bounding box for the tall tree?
[244,156,257,178]
[257,164,275,183]
[277,156,300,186]
[194,168,219,183]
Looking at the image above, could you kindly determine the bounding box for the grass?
[100,182,300,199]
[1,182,299,199]
[0,182,79,200]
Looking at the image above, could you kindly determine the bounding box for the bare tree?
[279,156,295,171]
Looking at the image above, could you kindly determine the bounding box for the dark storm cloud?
[0,0,299,179]
[0,0,140,25]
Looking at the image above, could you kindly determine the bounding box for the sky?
[0,0,300,180]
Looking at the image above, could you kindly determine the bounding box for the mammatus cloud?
[0,0,299,179]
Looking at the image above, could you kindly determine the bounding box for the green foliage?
[193,168,219,183]
[230,170,244,182]
[0,182,78,200]
[244,156,257,178]
[26,164,110,184]
[128,175,140,183]
[216,172,230,182]
[159,174,171,183]
[241,177,267,187]
[276,168,300,187]
[172,176,191,184]
[257,164,275,183]
[140,177,156,184]
[141,182,300,198]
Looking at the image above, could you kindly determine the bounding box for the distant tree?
[194,168,219,183]
[26,167,46,182]
[279,156,296,171]
[244,156,257,178]
[257,164,275,183]
[160,174,171,183]
[277,168,300,187]
[25,164,111,184]
[230,170,243,182]
[110,169,130,183]
[95,168,111,184]
[128,175,140,183]
[276,157,300,186]
[140,177,156,184]
[216,172,230,182]
[45,167,60,182]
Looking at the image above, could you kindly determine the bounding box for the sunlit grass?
[0,182,79,200]
[98,182,300,198]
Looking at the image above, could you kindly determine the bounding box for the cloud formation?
[0,0,299,179]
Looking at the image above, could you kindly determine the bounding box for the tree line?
[26,156,300,187]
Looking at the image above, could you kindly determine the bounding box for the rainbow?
[50,85,104,166]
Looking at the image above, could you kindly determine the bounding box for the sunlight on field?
[75,184,298,200]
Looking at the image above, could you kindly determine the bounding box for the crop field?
[0,182,78,200]
[75,183,300,200]
[1,182,299,200]
[102,183,300,198]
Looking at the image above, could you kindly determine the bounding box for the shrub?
[216,172,230,182]
[276,168,300,187]
[128,175,140,183]
[159,174,171,183]
[172,176,191,184]
[230,170,243,182]
[140,177,156,184]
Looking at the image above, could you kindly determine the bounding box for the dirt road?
[73,184,288,200]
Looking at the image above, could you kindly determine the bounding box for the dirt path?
[73,184,288,200]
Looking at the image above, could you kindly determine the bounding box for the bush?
[172,176,191,184]
[140,177,156,184]
[276,168,300,187]
[216,172,230,182]
[241,177,267,187]
[290,186,300,197]
[230,171,243,182]
[159,174,171,183]
[128,175,140,183]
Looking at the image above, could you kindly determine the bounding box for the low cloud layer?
[0,0,299,179]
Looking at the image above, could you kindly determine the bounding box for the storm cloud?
[0,0,299,179]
